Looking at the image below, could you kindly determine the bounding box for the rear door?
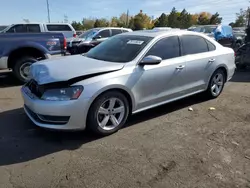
[180,35,217,94]
[45,24,74,38]
[26,24,41,33]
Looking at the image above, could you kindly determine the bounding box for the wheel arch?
[206,65,228,89]
[86,85,136,120]
[7,47,47,69]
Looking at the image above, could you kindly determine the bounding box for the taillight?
[73,34,76,38]
[63,37,67,50]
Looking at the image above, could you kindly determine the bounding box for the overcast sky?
[0,0,248,25]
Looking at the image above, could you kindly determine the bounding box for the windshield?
[78,29,99,39]
[85,35,152,63]
[0,25,12,33]
[0,25,9,32]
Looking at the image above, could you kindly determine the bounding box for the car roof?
[95,27,132,30]
[11,23,72,25]
[121,29,206,38]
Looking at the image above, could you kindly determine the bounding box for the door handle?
[208,59,215,63]
[176,65,185,70]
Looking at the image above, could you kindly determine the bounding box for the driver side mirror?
[93,35,102,40]
[139,55,162,65]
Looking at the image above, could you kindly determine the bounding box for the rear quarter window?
[46,24,72,31]
[206,40,216,51]
[122,29,130,33]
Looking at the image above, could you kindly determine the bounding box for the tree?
[178,9,192,29]
[71,21,83,30]
[154,13,168,27]
[82,18,95,30]
[133,10,152,30]
[197,12,212,25]
[168,7,179,28]
[99,18,110,27]
[110,17,120,27]
[209,12,222,24]
[93,18,109,27]
[191,14,199,25]
[128,16,135,29]
[230,9,247,27]
[94,19,101,27]
[119,13,131,27]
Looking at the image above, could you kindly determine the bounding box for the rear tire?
[205,69,226,99]
[87,91,130,136]
[12,56,37,83]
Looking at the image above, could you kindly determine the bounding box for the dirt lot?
[0,71,250,188]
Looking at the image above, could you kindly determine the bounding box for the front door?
[133,36,187,112]
[92,29,111,46]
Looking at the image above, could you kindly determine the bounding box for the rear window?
[46,24,72,31]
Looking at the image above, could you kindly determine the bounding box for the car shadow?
[230,69,250,82]
[0,94,209,166]
[0,71,21,88]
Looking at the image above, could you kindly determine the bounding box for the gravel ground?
[0,70,250,188]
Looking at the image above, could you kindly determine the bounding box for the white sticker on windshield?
[127,40,144,45]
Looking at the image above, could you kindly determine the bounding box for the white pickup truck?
[1,23,76,39]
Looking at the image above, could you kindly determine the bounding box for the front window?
[6,24,27,33]
[145,36,180,60]
[85,35,153,63]
[78,29,100,40]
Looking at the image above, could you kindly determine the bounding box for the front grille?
[27,80,44,98]
[24,105,69,125]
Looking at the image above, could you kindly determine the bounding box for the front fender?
[89,84,136,110]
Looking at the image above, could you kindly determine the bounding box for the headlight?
[41,86,83,101]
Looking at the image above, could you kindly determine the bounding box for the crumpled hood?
[30,55,124,85]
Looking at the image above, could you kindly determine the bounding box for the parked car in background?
[0,25,9,32]
[22,30,235,135]
[67,27,132,54]
[0,23,76,39]
[232,27,246,49]
[188,25,217,39]
[76,30,84,36]
[188,25,235,49]
[235,42,250,69]
[0,32,66,83]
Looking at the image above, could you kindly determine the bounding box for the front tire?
[13,56,37,83]
[87,91,130,136]
[205,69,226,99]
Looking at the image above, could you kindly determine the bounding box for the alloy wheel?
[19,62,32,80]
[210,73,224,96]
[97,97,125,131]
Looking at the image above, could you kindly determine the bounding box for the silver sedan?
[21,30,235,135]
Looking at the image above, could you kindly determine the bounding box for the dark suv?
[67,27,132,54]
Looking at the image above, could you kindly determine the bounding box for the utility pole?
[126,9,129,27]
[64,15,68,23]
[248,7,250,27]
[46,0,51,23]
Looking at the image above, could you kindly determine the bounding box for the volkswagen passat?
[21,30,235,135]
